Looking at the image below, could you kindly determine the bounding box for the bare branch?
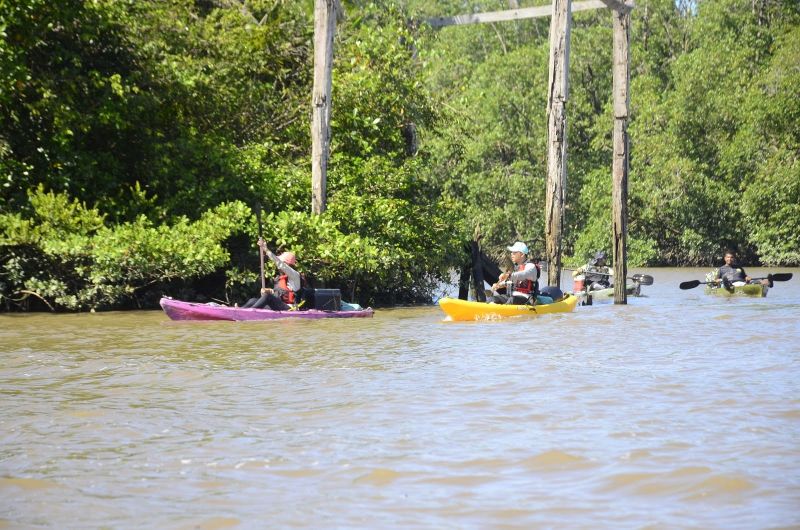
[14,290,55,311]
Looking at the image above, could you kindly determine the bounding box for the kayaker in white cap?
[487,241,540,304]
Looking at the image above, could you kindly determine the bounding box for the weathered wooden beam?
[544,0,572,288]
[311,0,341,215]
[599,0,635,14]
[611,8,630,304]
[427,0,606,28]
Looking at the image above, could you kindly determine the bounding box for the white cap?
[507,241,529,254]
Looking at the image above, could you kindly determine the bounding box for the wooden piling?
[311,0,340,215]
[544,0,572,288]
[609,5,630,304]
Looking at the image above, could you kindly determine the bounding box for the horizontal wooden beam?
[427,0,611,28]
[600,0,634,14]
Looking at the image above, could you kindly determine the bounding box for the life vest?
[274,273,297,304]
[513,262,537,294]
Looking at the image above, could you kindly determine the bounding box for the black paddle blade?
[631,274,654,286]
[255,202,264,237]
[769,273,793,282]
[679,280,701,290]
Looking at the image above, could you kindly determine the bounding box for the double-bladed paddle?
[629,273,654,285]
[679,272,793,290]
[566,269,654,285]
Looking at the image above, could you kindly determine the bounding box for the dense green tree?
[418,0,799,266]
[0,1,458,310]
[0,0,314,220]
[1,0,799,311]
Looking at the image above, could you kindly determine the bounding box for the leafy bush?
[0,187,251,310]
[255,156,463,305]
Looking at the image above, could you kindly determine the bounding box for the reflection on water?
[1,268,799,528]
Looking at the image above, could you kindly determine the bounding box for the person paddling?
[241,238,303,310]
[488,241,540,305]
[711,250,766,287]
[572,251,613,291]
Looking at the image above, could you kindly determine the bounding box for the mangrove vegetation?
[1,0,798,310]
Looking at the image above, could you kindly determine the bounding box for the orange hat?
[278,251,297,266]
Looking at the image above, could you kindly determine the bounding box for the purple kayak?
[160,297,374,321]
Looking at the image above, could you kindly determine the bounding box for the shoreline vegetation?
[2,1,798,312]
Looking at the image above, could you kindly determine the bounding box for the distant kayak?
[574,281,642,305]
[438,294,578,321]
[679,273,790,295]
[572,273,653,305]
[704,284,769,298]
[160,297,374,321]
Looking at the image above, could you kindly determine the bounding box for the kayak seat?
[539,285,564,301]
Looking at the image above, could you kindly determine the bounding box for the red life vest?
[275,273,296,304]
[513,262,536,294]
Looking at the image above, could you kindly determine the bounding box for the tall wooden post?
[610,5,631,303]
[544,0,572,288]
[426,1,632,294]
[311,0,339,215]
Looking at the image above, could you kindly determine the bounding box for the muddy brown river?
[1,268,798,528]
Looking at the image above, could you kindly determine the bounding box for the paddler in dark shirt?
[714,250,752,286]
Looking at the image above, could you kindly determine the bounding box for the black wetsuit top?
[716,264,747,283]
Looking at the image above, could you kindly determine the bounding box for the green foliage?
[256,156,462,304]
[731,25,800,265]
[424,41,551,255]
[0,0,314,219]
[0,188,251,310]
[740,149,800,265]
[332,4,436,159]
[421,0,800,267]
[2,0,800,312]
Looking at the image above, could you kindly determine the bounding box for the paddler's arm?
[492,271,512,291]
[264,249,301,292]
[261,243,302,292]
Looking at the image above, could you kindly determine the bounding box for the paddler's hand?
[499,272,510,282]
[257,237,266,250]
[260,287,273,295]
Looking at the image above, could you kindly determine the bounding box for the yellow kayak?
[438,294,579,321]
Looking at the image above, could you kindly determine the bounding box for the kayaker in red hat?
[241,239,304,310]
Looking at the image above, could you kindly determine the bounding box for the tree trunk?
[471,241,487,302]
[458,260,471,300]
[311,0,339,215]
[545,0,572,288]
[611,7,630,304]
